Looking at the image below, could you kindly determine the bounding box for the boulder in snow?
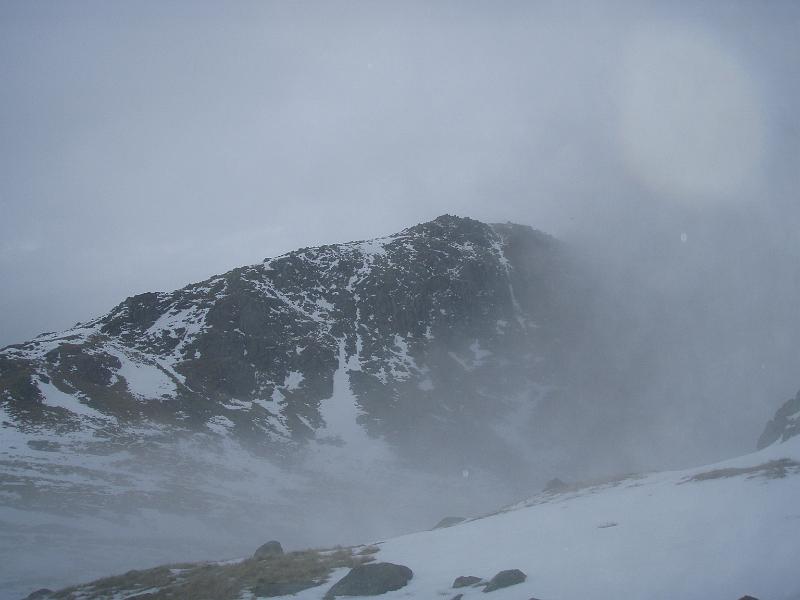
[253,540,284,559]
[483,569,526,592]
[453,575,482,588]
[325,562,413,598]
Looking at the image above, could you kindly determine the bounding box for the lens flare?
[618,24,764,202]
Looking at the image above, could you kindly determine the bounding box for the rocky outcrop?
[758,389,800,449]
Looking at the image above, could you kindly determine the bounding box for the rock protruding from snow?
[758,389,800,448]
[483,569,527,592]
[324,562,413,598]
[254,540,284,559]
[453,575,482,588]
[434,516,466,529]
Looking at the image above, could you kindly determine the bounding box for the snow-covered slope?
[31,435,800,600]
[369,435,800,600]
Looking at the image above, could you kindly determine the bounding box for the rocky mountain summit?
[0,215,577,463]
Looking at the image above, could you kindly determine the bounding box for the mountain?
[0,215,587,598]
[3,214,798,599]
[0,215,577,462]
[24,424,800,600]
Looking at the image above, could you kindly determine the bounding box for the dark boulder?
[453,576,482,588]
[451,595,464,600]
[738,597,760,600]
[253,540,284,559]
[483,569,526,592]
[325,562,413,598]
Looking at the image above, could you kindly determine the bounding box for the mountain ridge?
[0,214,578,462]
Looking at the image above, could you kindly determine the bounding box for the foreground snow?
[291,437,800,600]
[11,437,800,600]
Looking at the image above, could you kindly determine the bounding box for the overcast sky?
[1,1,799,349]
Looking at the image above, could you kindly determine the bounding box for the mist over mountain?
[3,2,800,599]
[0,215,591,597]
[2,213,800,599]
[1,215,582,474]
[27,433,800,600]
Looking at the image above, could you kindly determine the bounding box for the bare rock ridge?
[1,215,571,444]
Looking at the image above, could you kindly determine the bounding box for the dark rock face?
[453,575,482,588]
[737,596,759,600]
[254,540,284,559]
[758,389,800,448]
[325,562,413,598]
[483,569,526,592]
[44,344,121,387]
[434,516,466,529]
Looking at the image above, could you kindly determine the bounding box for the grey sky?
[1,0,799,364]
